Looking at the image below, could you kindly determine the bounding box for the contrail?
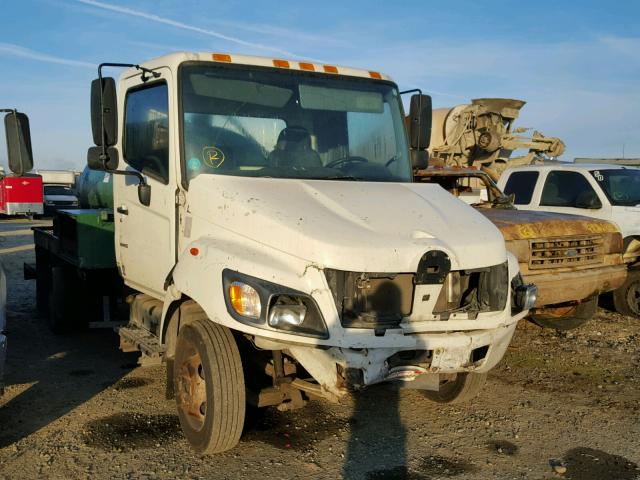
[0,43,95,68]
[73,0,302,58]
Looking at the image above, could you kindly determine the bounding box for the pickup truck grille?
[529,236,604,269]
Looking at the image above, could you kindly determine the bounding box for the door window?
[540,171,601,208]
[502,171,539,205]
[124,82,170,184]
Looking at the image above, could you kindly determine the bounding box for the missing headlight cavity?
[324,270,415,329]
[432,261,508,320]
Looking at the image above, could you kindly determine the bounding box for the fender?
[158,234,339,348]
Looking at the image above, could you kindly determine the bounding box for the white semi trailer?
[18,52,536,453]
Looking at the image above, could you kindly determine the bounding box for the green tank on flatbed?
[26,167,120,330]
[34,209,116,269]
[77,167,113,209]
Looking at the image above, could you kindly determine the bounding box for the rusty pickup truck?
[415,167,626,329]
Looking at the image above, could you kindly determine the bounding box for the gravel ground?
[0,217,638,480]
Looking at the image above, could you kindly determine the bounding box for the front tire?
[174,319,246,454]
[529,296,598,330]
[423,372,487,404]
[613,270,640,318]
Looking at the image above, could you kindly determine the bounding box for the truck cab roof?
[504,163,639,173]
[123,52,393,82]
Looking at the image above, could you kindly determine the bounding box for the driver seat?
[268,126,322,169]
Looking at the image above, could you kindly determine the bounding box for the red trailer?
[0,173,43,216]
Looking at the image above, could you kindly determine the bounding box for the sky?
[0,0,639,171]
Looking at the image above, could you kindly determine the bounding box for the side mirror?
[575,191,602,209]
[410,150,428,170]
[91,77,118,146]
[4,111,34,175]
[87,145,119,171]
[138,183,151,206]
[408,94,432,150]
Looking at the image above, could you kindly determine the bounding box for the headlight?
[222,269,328,339]
[268,301,306,328]
[604,232,623,254]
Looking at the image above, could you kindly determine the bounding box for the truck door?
[114,70,176,298]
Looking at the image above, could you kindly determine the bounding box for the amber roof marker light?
[299,62,315,71]
[212,53,232,62]
[273,59,290,68]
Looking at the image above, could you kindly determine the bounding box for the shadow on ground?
[563,447,639,480]
[0,234,137,447]
[342,385,474,480]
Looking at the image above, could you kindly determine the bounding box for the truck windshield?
[180,63,410,183]
[590,168,640,206]
[44,185,74,196]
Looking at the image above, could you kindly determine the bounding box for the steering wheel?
[326,156,369,169]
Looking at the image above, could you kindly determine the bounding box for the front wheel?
[613,270,640,318]
[423,372,487,404]
[174,319,246,454]
[529,296,598,330]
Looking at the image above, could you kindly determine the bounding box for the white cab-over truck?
[499,163,640,317]
[29,52,535,453]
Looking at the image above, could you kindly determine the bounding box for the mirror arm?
[104,166,147,185]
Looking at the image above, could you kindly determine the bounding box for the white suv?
[498,163,640,317]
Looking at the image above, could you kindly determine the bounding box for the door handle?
[117,205,129,215]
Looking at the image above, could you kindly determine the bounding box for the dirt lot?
[0,218,638,480]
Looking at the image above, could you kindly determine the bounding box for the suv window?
[124,82,169,183]
[540,171,601,208]
[503,171,538,204]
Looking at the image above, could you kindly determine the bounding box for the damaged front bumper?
[258,307,528,398]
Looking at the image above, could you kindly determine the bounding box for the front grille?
[529,235,604,269]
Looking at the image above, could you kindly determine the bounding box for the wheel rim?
[626,280,640,316]
[177,346,208,432]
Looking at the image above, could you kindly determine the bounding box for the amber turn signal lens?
[228,282,261,318]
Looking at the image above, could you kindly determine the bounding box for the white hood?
[188,175,506,272]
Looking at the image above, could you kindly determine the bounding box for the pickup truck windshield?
[590,169,640,206]
[180,64,410,183]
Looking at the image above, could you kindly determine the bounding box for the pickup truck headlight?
[222,269,328,339]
